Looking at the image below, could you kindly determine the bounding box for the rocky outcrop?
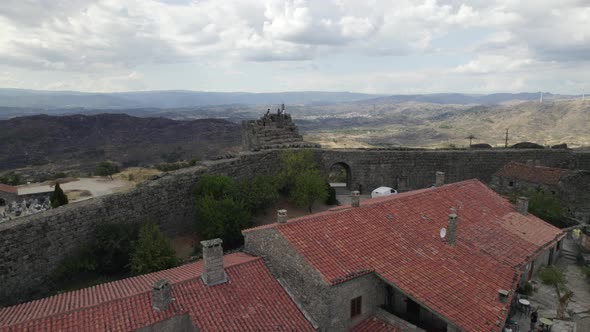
[241,109,320,151]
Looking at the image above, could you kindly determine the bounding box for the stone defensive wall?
[1,148,589,305]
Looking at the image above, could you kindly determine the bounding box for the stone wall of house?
[560,171,590,222]
[243,226,333,329]
[1,148,586,307]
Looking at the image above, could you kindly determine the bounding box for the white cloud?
[0,0,588,92]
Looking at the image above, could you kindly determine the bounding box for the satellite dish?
[440,228,447,239]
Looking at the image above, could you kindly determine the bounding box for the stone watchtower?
[241,104,320,151]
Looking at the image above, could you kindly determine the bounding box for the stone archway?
[328,162,352,190]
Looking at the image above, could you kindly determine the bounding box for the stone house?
[491,161,590,222]
[0,240,315,331]
[243,179,564,332]
[0,184,17,207]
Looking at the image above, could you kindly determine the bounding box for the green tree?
[93,222,139,274]
[50,183,69,208]
[129,221,180,275]
[195,196,252,247]
[276,150,317,194]
[236,176,279,214]
[95,161,119,179]
[528,189,565,226]
[194,175,249,247]
[194,175,236,200]
[290,169,329,213]
[0,172,22,186]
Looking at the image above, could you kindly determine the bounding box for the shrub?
[539,266,565,286]
[93,222,139,274]
[95,161,119,178]
[325,183,338,205]
[518,281,534,295]
[129,221,180,275]
[50,183,69,208]
[54,246,97,281]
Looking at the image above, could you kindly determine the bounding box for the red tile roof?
[0,184,17,194]
[0,253,314,332]
[494,161,570,186]
[247,180,564,332]
[350,316,400,332]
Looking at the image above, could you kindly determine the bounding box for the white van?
[371,186,398,198]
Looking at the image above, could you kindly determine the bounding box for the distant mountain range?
[0,89,584,115]
[0,89,379,110]
[0,113,240,172]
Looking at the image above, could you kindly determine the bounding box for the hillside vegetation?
[299,100,590,148]
[0,113,240,172]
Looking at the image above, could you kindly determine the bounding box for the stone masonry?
[241,107,320,151]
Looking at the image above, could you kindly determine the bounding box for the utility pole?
[504,128,509,148]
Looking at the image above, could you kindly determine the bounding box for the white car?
[371,186,398,198]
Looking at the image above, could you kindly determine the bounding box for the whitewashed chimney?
[277,209,288,223]
[350,191,360,208]
[152,279,172,311]
[201,238,227,286]
[517,197,529,215]
[435,171,445,187]
[446,214,458,246]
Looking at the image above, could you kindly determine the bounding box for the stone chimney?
[435,171,445,187]
[152,279,172,311]
[446,214,458,246]
[516,197,529,215]
[277,209,288,223]
[201,238,227,286]
[350,191,360,208]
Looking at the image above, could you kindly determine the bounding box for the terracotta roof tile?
[270,180,563,332]
[0,184,17,194]
[494,161,569,186]
[350,316,400,332]
[0,252,314,332]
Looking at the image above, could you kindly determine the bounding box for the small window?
[508,181,514,187]
[350,296,362,318]
[557,240,562,251]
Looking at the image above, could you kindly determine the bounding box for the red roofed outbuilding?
[243,179,565,332]
[492,161,590,222]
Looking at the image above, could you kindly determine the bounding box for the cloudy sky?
[0,0,589,94]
